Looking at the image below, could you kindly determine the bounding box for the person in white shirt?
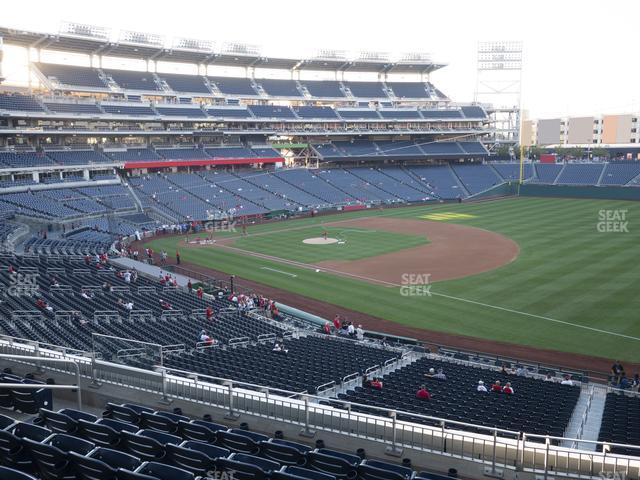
[347,323,355,336]
[272,342,288,354]
[544,374,555,382]
[560,375,574,386]
[477,380,488,392]
[124,301,134,311]
[123,271,131,283]
[355,325,364,341]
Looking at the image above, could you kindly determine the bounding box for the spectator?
[199,330,213,346]
[416,385,431,400]
[196,287,203,300]
[502,382,514,395]
[124,301,134,311]
[425,368,446,381]
[491,380,502,392]
[333,314,341,331]
[347,322,355,337]
[515,366,528,377]
[206,306,214,321]
[323,321,331,335]
[477,380,488,392]
[356,324,364,341]
[543,373,555,382]
[160,299,172,310]
[370,377,383,390]
[560,375,574,386]
[123,270,131,284]
[176,250,181,265]
[619,375,630,390]
[611,361,625,384]
[272,342,288,354]
[187,280,192,293]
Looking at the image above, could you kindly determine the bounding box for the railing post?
[33,341,43,374]
[490,428,498,474]
[89,350,101,389]
[544,435,550,480]
[385,410,403,457]
[299,395,316,438]
[158,368,172,405]
[224,382,239,420]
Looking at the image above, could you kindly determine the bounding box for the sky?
[1,0,638,119]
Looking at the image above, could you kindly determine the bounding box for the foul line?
[260,267,297,278]
[217,243,640,343]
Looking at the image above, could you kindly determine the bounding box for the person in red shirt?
[206,306,214,320]
[370,378,383,390]
[502,382,514,395]
[196,287,203,300]
[8,265,14,274]
[491,380,502,392]
[323,322,331,335]
[416,385,431,400]
[333,314,341,331]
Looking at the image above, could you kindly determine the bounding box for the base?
[385,446,404,457]
[483,467,504,478]
[299,428,316,438]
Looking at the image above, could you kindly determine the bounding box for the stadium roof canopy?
[0,25,445,74]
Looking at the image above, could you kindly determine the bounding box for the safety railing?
[0,335,639,479]
[0,354,83,409]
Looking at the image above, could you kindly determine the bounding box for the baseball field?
[145,197,640,365]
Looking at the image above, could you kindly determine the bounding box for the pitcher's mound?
[303,237,339,245]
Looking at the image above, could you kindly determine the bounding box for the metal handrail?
[0,354,82,409]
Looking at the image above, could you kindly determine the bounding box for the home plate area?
[302,237,342,245]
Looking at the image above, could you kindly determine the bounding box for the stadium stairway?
[561,385,607,451]
[445,165,471,197]
[552,164,567,185]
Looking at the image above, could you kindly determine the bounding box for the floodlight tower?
[474,41,523,149]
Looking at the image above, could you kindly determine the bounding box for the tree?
[591,147,609,159]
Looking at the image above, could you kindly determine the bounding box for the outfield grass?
[147,198,640,362]
[232,226,428,263]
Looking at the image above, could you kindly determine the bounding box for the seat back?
[69,451,118,480]
[22,438,70,480]
[37,409,78,435]
[0,465,38,480]
[177,420,221,443]
[136,461,195,480]
[90,448,141,471]
[140,412,178,434]
[120,431,165,462]
[11,422,52,442]
[165,443,215,476]
[48,433,95,454]
[216,457,268,480]
[275,466,336,480]
[11,382,52,414]
[78,419,121,448]
[306,451,358,479]
[218,430,260,454]
[104,404,140,425]
[259,440,307,466]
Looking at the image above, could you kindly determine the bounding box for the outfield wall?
[519,184,640,200]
